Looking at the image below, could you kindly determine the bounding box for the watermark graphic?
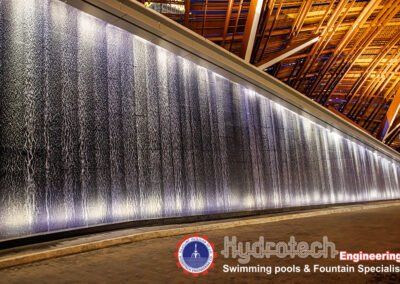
[340,251,400,263]
[174,235,400,277]
[175,233,217,276]
[219,235,400,275]
[221,236,338,264]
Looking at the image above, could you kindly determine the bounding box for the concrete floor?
[1,206,400,284]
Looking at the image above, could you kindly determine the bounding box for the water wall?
[0,0,400,239]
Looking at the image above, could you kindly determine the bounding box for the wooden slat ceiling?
[141,0,400,151]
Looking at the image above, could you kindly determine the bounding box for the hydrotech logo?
[220,236,400,275]
[221,236,338,264]
[175,235,400,277]
[175,234,217,277]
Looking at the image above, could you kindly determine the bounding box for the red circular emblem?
[175,233,217,276]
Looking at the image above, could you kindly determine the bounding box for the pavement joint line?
[0,201,399,270]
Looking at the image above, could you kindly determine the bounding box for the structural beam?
[221,0,234,47]
[184,0,190,27]
[383,116,400,145]
[239,0,263,62]
[378,88,400,141]
[255,35,319,70]
[229,0,244,52]
[257,0,283,62]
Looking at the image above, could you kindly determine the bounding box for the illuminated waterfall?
[0,0,400,239]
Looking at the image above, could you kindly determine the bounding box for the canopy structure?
[142,0,400,151]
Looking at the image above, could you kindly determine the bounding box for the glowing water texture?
[0,0,399,239]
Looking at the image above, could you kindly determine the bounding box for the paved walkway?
[1,204,400,283]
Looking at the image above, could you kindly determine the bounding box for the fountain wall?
[0,0,399,239]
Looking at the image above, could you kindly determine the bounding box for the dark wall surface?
[1,0,399,239]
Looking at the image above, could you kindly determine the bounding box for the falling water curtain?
[0,0,400,239]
